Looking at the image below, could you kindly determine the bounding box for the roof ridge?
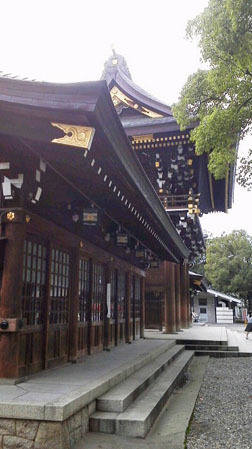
[0,71,41,82]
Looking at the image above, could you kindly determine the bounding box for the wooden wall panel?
[1,211,145,379]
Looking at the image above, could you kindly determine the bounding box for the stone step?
[185,344,239,351]
[97,344,185,413]
[90,350,194,438]
[226,328,239,347]
[176,339,228,346]
[195,350,252,357]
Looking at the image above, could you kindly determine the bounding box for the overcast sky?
[1,0,251,237]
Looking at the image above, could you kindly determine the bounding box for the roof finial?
[110,44,118,66]
[110,44,116,56]
[110,44,118,65]
[101,48,132,80]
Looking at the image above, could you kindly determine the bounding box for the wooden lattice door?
[47,246,70,367]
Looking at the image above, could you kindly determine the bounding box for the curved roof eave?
[109,66,173,117]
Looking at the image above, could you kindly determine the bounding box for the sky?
[1,0,251,237]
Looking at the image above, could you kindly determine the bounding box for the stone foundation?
[0,403,92,449]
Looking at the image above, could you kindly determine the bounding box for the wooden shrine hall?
[0,75,191,380]
[102,52,235,332]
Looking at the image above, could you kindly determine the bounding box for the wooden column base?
[0,333,19,378]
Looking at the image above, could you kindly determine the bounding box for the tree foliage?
[205,230,252,308]
[172,0,252,181]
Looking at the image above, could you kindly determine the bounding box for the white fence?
[216,307,233,324]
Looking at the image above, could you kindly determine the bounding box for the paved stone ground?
[210,323,247,333]
[186,357,252,449]
[145,325,227,342]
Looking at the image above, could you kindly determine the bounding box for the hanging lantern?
[83,209,99,226]
[136,248,147,259]
[116,233,129,246]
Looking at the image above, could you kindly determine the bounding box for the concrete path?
[74,357,209,449]
[198,323,252,353]
[145,324,227,343]
[226,327,252,353]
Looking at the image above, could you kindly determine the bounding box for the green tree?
[172,0,252,181]
[205,230,252,309]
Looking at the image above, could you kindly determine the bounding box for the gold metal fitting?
[6,212,15,221]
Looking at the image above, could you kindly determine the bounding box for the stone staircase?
[178,333,252,357]
[89,342,194,438]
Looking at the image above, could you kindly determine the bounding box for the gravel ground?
[186,357,252,449]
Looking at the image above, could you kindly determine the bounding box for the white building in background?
[193,288,242,324]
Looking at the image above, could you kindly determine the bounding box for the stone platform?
[0,340,175,448]
[0,324,251,449]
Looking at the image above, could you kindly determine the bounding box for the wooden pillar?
[104,262,112,350]
[175,264,182,331]
[180,263,188,328]
[125,272,131,343]
[114,270,118,347]
[0,218,25,378]
[140,277,145,338]
[69,247,80,362]
[185,264,191,326]
[87,258,93,355]
[163,262,176,333]
[132,276,136,341]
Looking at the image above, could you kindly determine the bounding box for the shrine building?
[0,53,235,382]
[102,52,235,332]
[0,74,190,380]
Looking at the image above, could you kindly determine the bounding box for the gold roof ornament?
[110,87,163,118]
[51,123,95,150]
